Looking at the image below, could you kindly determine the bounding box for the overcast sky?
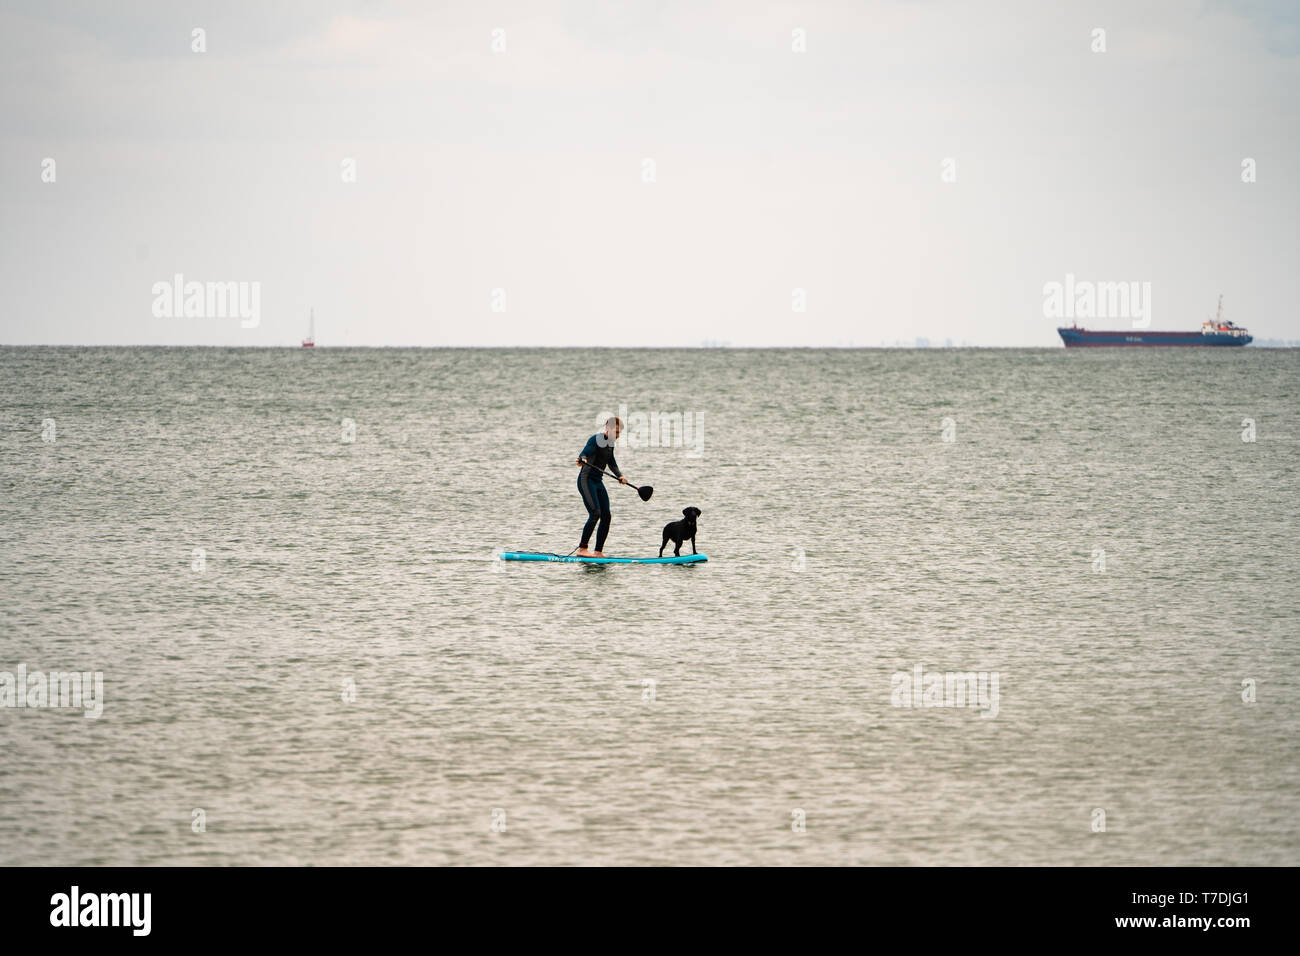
[1,0,1297,346]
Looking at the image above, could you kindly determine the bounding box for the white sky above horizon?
[1,0,1297,347]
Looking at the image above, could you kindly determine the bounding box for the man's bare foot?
[591,550,606,557]
[576,547,595,557]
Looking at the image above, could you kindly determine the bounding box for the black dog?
[659,507,701,557]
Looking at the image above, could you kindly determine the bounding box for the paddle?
[584,464,653,501]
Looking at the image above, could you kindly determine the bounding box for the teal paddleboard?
[499,551,707,565]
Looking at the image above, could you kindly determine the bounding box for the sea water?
[1,346,1296,864]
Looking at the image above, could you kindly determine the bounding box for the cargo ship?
[1058,296,1251,347]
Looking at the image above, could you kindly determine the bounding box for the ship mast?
[1216,295,1223,324]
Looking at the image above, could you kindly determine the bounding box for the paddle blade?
[638,485,654,501]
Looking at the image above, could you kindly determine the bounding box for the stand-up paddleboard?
[499,551,707,565]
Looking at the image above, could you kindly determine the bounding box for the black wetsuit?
[577,432,622,551]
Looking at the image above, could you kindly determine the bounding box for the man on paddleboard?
[575,417,628,557]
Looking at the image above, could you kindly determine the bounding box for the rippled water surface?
[1,347,1297,865]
